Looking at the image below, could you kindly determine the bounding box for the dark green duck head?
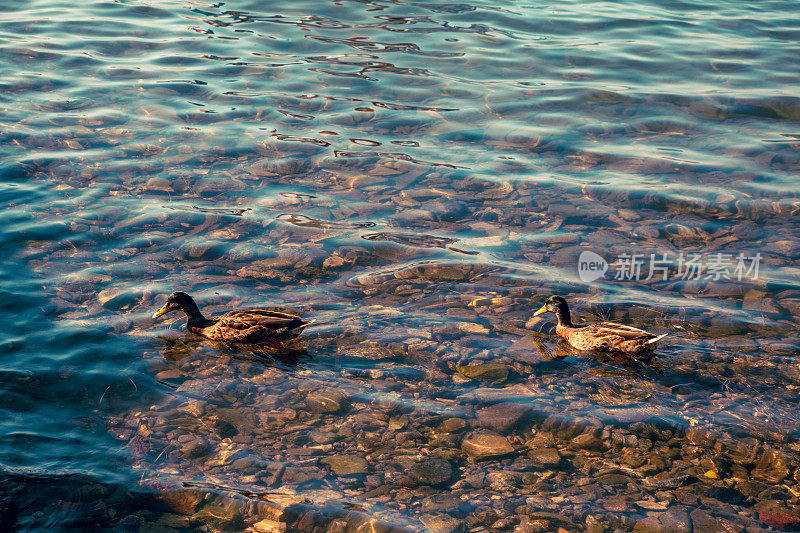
[533,295,573,326]
[152,291,204,322]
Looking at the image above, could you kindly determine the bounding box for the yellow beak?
[533,304,548,316]
[152,304,170,319]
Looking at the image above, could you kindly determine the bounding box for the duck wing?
[558,322,666,354]
[219,309,307,329]
[592,322,659,340]
[205,309,309,342]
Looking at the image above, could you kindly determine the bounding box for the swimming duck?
[533,296,666,355]
[152,292,311,344]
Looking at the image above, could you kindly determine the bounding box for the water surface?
[2,0,800,530]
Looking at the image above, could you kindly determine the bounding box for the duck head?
[533,295,572,326]
[152,292,202,320]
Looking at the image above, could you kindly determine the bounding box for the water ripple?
[2,0,800,528]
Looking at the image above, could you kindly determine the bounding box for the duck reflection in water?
[158,333,310,367]
[585,349,665,379]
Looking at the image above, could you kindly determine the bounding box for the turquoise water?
[2,0,800,530]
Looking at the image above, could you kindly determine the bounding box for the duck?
[152,292,312,344]
[533,296,666,355]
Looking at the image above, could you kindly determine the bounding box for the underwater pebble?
[321,455,369,476]
[305,389,350,413]
[462,431,515,459]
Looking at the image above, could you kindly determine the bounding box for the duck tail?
[646,333,668,344]
[296,318,317,330]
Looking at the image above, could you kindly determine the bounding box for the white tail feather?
[646,333,668,344]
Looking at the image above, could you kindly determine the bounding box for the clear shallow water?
[2,0,800,530]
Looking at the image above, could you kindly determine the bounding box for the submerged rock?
[461,431,515,460]
[252,518,288,533]
[421,494,470,516]
[476,402,531,432]
[281,466,326,485]
[759,510,800,530]
[407,457,453,486]
[455,363,509,384]
[341,342,399,361]
[193,501,244,531]
[322,455,369,476]
[306,389,350,413]
[157,489,207,515]
[571,432,605,451]
[486,471,522,491]
[657,507,692,533]
[752,448,794,484]
[180,440,214,459]
[455,322,490,335]
[144,177,174,192]
[438,418,469,434]
[215,408,256,435]
[732,221,763,240]
[420,513,464,533]
[527,447,561,468]
[97,287,135,310]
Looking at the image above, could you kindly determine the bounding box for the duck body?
[534,296,666,356]
[153,292,311,344]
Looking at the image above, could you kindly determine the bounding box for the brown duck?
[533,296,666,355]
[152,292,311,344]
